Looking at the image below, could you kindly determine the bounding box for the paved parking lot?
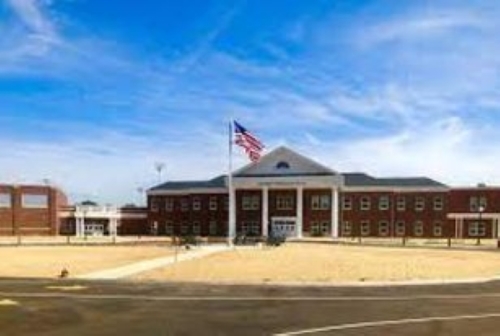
[2,278,500,335]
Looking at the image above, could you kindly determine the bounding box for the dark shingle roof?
[149,175,227,191]
[342,172,447,188]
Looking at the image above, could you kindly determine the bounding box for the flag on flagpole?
[233,121,264,162]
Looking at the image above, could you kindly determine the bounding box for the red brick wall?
[0,185,65,236]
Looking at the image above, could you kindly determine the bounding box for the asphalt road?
[2,278,500,335]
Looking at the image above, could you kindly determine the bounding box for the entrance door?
[271,218,297,238]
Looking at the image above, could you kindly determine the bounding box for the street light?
[477,204,485,246]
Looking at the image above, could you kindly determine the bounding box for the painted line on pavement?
[274,312,500,335]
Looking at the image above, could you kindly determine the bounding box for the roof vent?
[276,161,290,170]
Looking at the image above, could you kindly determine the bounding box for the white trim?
[448,213,500,219]
[147,188,227,196]
[341,187,449,192]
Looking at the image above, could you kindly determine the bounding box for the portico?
[231,147,344,239]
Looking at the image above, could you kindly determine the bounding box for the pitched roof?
[148,175,227,192]
[233,146,337,177]
[343,172,447,188]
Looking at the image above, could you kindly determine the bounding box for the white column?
[109,218,117,237]
[229,188,237,239]
[75,217,80,237]
[331,188,339,238]
[262,187,269,237]
[296,186,303,238]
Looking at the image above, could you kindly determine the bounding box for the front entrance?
[84,223,105,236]
[271,217,297,238]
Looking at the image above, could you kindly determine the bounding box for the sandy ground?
[0,245,175,278]
[135,243,500,283]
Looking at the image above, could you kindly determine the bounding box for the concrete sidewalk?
[77,245,229,280]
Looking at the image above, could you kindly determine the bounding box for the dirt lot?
[0,245,174,278]
[136,243,500,283]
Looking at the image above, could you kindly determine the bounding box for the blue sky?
[2,0,500,204]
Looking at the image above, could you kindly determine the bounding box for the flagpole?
[228,119,235,245]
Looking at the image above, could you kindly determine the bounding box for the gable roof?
[233,146,337,177]
[148,175,226,192]
[343,172,447,188]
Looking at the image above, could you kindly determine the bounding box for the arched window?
[275,161,290,170]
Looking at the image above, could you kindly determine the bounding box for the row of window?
[342,221,487,237]
[0,193,49,209]
[342,195,444,212]
[151,196,229,212]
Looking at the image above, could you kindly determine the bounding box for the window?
[470,196,487,212]
[433,196,444,211]
[310,221,320,236]
[180,199,189,212]
[342,221,352,236]
[22,194,48,209]
[209,196,218,211]
[361,220,370,236]
[241,221,260,235]
[276,161,290,170]
[320,221,330,235]
[415,196,425,212]
[396,196,406,211]
[312,195,330,210]
[209,221,218,236]
[180,222,189,235]
[150,221,158,235]
[378,221,389,236]
[395,220,405,236]
[224,196,229,211]
[276,195,294,210]
[360,196,371,211]
[192,197,201,211]
[165,198,174,212]
[165,221,174,235]
[192,222,201,235]
[242,195,260,210]
[342,196,352,210]
[414,221,424,237]
[469,222,486,237]
[0,193,11,208]
[433,221,443,237]
[150,199,159,212]
[379,196,390,211]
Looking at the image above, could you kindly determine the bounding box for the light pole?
[154,162,165,184]
[477,205,485,245]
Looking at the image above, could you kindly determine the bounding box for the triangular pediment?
[233,146,337,177]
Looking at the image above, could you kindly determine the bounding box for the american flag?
[233,121,264,162]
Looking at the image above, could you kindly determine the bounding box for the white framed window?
[433,221,443,237]
[469,222,486,237]
[192,221,201,235]
[150,221,158,235]
[470,196,487,212]
[165,198,174,212]
[209,196,218,211]
[22,194,48,209]
[310,221,320,235]
[242,195,260,210]
[180,199,189,212]
[241,221,260,235]
[378,221,389,236]
[312,195,330,210]
[0,193,11,208]
[433,196,444,211]
[396,196,406,211]
[180,222,189,235]
[276,195,294,210]
[395,220,405,236]
[192,197,201,211]
[342,221,352,236]
[209,221,218,236]
[414,221,424,237]
[165,221,174,235]
[415,196,425,212]
[379,196,390,211]
[320,221,330,234]
[361,220,370,236]
[360,196,371,211]
[342,196,352,210]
